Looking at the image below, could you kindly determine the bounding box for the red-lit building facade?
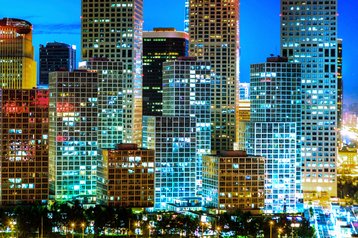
[0,89,49,205]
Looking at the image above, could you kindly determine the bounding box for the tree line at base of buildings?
[0,202,314,238]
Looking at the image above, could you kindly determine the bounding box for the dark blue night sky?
[1,0,357,103]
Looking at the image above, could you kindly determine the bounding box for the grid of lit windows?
[0,89,49,205]
[280,0,338,198]
[189,0,240,152]
[103,144,155,207]
[49,71,98,204]
[202,151,265,211]
[143,29,189,116]
[248,58,302,213]
[162,58,212,195]
[81,0,143,145]
[142,116,197,210]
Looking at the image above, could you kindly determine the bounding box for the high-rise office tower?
[49,59,122,205]
[0,18,36,89]
[39,42,76,86]
[162,57,212,194]
[102,143,155,207]
[143,28,189,116]
[81,0,143,145]
[49,70,99,204]
[189,0,240,152]
[142,116,197,210]
[80,59,123,201]
[0,89,49,205]
[281,0,338,198]
[248,56,302,213]
[337,39,343,130]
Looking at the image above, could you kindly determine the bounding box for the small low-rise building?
[202,150,265,213]
[102,144,155,208]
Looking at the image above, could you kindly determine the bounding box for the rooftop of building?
[266,55,288,62]
[0,18,32,34]
[143,28,189,40]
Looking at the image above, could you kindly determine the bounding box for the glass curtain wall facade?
[142,116,197,210]
[39,42,76,86]
[280,0,338,198]
[202,151,265,212]
[248,57,302,213]
[102,144,155,207]
[143,28,189,116]
[0,89,49,205]
[162,58,212,195]
[81,0,143,145]
[0,18,36,89]
[49,71,98,205]
[189,0,240,152]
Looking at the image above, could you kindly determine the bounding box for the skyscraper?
[81,0,143,145]
[143,28,189,116]
[162,57,212,194]
[248,56,302,213]
[49,59,122,205]
[189,0,240,152]
[0,18,36,89]
[0,89,49,205]
[49,70,99,204]
[39,42,76,86]
[281,0,338,198]
[143,116,197,210]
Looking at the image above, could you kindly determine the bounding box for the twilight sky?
[1,0,357,103]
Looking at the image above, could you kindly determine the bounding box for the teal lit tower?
[49,70,99,204]
[162,57,212,195]
[248,56,302,214]
[281,0,338,198]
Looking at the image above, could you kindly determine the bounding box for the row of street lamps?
[69,222,86,238]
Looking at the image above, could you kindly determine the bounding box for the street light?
[201,222,205,238]
[216,226,221,238]
[71,223,75,238]
[278,228,283,238]
[269,221,274,238]
[81,223,85,238]
[9,220,16,238]
[148,224,151,238]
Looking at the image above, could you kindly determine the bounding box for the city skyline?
[1,0,357,103]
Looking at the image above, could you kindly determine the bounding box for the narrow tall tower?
[189,0,240,152]
[81,0,143,145]
[280,0,338,198]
